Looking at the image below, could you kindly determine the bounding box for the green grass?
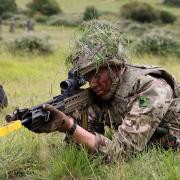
[0,0,179,179]
[115,148,180,180]
[0,29,179,180]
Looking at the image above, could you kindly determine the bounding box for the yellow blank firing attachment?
[0,120,22,137]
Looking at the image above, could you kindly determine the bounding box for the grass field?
[0,0,180,179]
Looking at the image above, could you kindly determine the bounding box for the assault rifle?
[6,69,91,132]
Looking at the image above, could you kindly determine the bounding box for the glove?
[33,104,72,133]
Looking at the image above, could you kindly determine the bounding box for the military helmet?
[67,20,129,75]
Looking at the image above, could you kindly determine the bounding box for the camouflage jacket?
[87,64,180,162]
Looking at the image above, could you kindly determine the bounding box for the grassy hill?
[0,0,179,179]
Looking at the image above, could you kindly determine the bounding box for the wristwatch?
[66,120,77,135]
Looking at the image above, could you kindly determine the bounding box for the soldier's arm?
[69,77,173,161]
[67,105,103,152]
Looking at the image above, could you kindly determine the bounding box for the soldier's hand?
[33,104,72,133]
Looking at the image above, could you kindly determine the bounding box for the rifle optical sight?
[60,69,86,95]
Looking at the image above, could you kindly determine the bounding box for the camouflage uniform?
[69,22,180,162]
[87,64,180,162]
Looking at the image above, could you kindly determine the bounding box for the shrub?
[0,0,17,16]
[34,14,49,23]
[159,10,176,24]
[83,6,99,21]
[1,13,32,28]
[133,29,180,56]
[10,14,28,21]
[2,12,14,20]
[47,15,82,26]
[120,2,159,23]
[27,0,62,16]
[120,2,177,24]
[11,14,30,28]
[117,20,154,35]
[163,0,180,6]
[6,33,53,55]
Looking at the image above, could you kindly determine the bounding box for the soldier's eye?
[94,74,100,80]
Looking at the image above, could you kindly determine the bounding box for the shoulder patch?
[139,96,149,107]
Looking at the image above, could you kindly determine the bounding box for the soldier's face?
[87,67,112,97]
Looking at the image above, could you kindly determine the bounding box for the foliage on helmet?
[66,20,129,73]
